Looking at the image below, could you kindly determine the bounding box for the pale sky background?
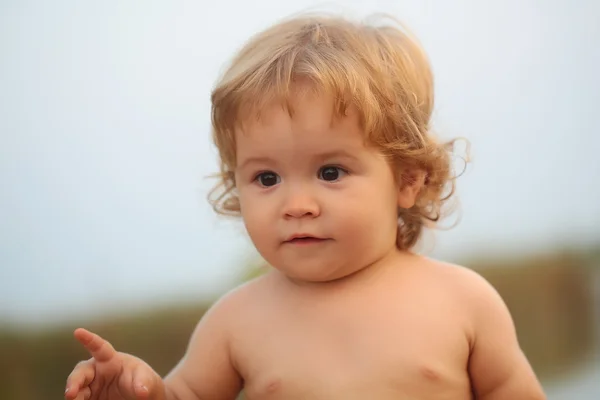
[1,0,599,326]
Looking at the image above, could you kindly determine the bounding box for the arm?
[465,271,546,400]
[162,293,243,400]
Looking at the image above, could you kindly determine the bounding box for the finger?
[132,365,153,399]
[74,328,116,362]
[72,386,91,400]
[65,360,95,399]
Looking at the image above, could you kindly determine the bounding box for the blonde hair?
[209,12,466,250]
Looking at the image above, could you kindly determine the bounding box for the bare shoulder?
[162,273,277,399]
[174,272,277,364]
[438,261,508,316]
[416,255,518,332]
[414,257,510,333]
[426,260,547,398]
[419,257,501,303]
[202,271,277,326]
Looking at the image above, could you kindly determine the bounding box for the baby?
[65,12,546,400]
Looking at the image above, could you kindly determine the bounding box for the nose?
[282,187,320,219]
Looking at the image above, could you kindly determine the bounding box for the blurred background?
[1,0,599,399]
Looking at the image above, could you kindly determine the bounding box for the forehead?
[235,91,366,157]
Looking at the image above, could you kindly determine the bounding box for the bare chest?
[232,292,472,400]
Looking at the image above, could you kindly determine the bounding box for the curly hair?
[208,12,467,250]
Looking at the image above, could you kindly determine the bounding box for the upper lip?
[284,233,326,242]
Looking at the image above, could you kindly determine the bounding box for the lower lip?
[285,238,329,246]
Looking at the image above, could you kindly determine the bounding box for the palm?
[87,357,128,399]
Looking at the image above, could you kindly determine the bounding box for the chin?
[272,260,356,283]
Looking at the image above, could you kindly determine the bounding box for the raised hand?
[65,328,164,400]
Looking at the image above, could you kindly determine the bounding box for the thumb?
[131,364,156,399]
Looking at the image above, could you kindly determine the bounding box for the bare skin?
[66,89,545,400]
[65,251,546,400]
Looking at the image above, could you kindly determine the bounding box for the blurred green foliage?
[1,248,598,399]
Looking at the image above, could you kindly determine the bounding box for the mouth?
[284,235,329,245]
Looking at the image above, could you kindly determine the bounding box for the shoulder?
[437,261,509,319]
[198,271,277,330]
[181,272,276,367]
[430,260,547,398]
[413,256,491,289]
[164,274,277,398]
[421,257,502,303]
[415,257,511,336]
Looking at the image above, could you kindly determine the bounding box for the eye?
[318,166,347,182]
[255,171,280,187]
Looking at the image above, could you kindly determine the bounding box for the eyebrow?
[237,150,360,170]
[314,150,360,163]
[237,156,274,170]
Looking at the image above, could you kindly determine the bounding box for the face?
[234,90,402,283]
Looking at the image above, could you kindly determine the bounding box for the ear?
[397,169,426,209]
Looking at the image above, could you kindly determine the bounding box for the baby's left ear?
[397,169,427,209]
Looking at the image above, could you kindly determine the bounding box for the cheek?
[340,174,398,214]
[332,178,398,238]
[239,193,274,244]
[335,197,397,234]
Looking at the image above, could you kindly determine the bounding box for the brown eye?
[256,172,280,187]
[318,166,346,182]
